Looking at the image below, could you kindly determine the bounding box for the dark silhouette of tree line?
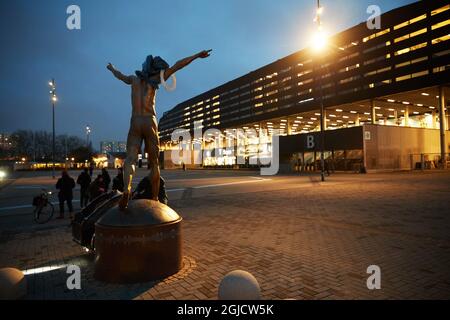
[0,130,94,162]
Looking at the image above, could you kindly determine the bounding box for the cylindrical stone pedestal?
[94,199,182,283]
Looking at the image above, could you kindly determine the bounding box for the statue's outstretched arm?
[107,63,133,85]
[164,50,212,80]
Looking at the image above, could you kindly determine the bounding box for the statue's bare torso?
[130,76,157,117]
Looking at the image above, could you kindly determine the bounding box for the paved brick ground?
[1,171,449,300]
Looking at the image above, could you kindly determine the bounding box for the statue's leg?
[144,119,160,202]
[119,121,141,210]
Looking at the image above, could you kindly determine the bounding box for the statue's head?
[135,55,169,89]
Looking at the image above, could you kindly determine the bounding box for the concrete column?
[355,114,360,126]
[432,110,437,129]
[287,117,292,135]
[201,137,206,151]
[404,106,409,127]
[370,100,376,124]
[258,122,264,161]
[439,86,447,168]
[259,122,263,136]
[394,110,398,125]
[313,151,317,171]
[302,152,305,172]
[323,110,327,130]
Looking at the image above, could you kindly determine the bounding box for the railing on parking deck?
[410,153,450,170]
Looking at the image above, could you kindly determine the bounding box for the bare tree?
[2,130,92,162]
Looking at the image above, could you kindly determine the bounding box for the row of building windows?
[159,4,449,139]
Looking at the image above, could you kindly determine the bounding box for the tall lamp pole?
[49,79,57,179]
[313,0,326,182]
[319,63,325,182]
[86,125,91,147]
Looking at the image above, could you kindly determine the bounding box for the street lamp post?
[319,62,325,182]
[313,0,326,181]
[86,125,91,147]
[49,79,57,179]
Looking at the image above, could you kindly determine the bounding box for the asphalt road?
[0,167,359,232]
[1,168,448,233]
[0,168,285,231]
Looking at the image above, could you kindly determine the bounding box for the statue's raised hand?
[107,63,114,71]
[198,50,212,59]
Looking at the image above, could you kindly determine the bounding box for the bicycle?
[32,189,55,224]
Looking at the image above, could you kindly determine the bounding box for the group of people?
[55,167,124,219]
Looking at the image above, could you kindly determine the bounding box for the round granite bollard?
[0,268,27,300]
[218,270,261,300]
[94,199,182,283]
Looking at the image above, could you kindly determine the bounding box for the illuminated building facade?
[159,1,450,171]
[100,141,127,154]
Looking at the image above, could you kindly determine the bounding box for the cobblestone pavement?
[1,171,449,300]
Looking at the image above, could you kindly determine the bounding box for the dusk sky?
[0,0,415,149]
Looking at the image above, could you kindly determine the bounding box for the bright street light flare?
[311,29,328,51]
[316,6,324,15]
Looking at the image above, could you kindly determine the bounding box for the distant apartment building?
[0,133,13,150]
[100,141,127,154]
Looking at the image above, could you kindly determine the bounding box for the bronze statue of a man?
[107,50,211,210]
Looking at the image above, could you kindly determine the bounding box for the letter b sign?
[306,135,315,149]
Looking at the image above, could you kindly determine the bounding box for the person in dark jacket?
[55,170,76,219]
[134,176,168,204]
[324,159,331,176]
[76,168,91,208]
[89,162,95,177]
[101,168,111,192]
[88,174,106,201]
[112,167,124,192]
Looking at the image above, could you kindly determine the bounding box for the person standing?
[112,167,124,192]
[101,168,111,191]
[55,170,76,219]
[89,162,95,177]
[324,159,331,176]
[88,174,106,201]
[134,176,168,205]
[76,168,91,208]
